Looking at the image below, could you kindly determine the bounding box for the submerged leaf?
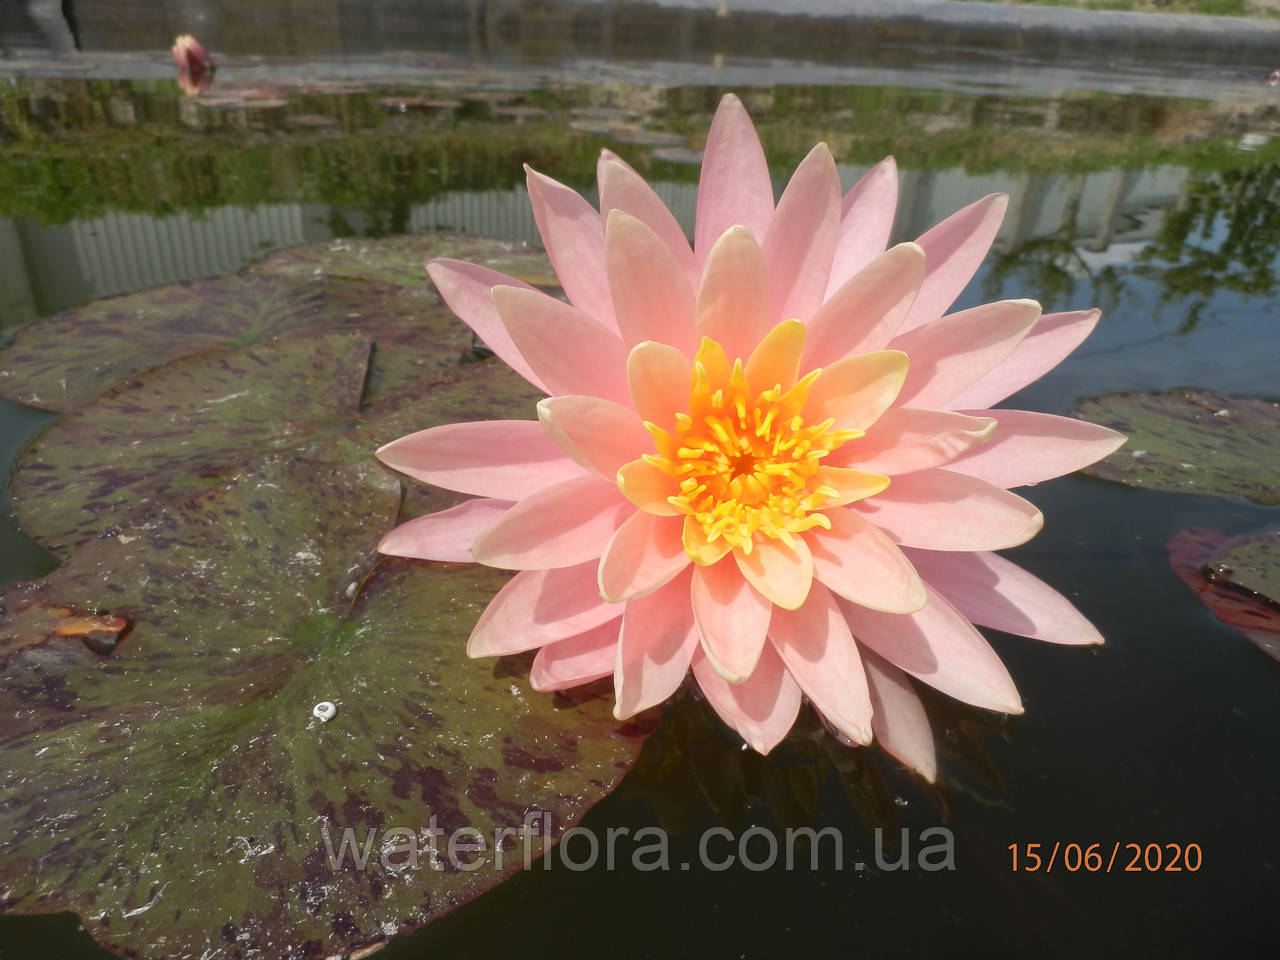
[1071,389,1280,504]
[0,457,649,960]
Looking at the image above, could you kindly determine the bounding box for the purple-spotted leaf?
[1071,389,1280,504]
[0,235,557,414]
[1168,526,1280,662]
[0,457,648,960]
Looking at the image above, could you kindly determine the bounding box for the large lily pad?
[11,316,540,556]
[0,234,555,414]
[1168,526,1280,662]
[1070,389,1280,504]
[0,457,650,960]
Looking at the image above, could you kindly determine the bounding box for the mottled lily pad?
[1070,389,1280,504]
[0,457,650,960]
[0,235,557,413]
[1168,526,1280,662]
[1209,530,1280,604]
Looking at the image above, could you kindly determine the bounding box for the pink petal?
[803,242,925,369]
[472,474,631,569]
[861,648,937,782]
[694,226,773,363]
[900,193,1008,334]
[770,582,873,745]
[803,350,909,433]
[599,510,690,602]
[605,209,696,354]
[536,396,652,479]
[735,538,814,611]
[945,409,1126,488]
[762,143,842,325]
[839,586,1023,714]
[426,259,546,390]
[378,498,513,563]
[854,468,1043,551]
[947,308,1101,409]
[525,164,616,329]
[628,341,692,430]
[834,408,996,476]
[807,506,925,614]
[692,644,802,754]
[695,93,774,262]
[598,151,695,281]
[376,420,582,498]
[905,548,1104,646]
[614,568,698,718]
[492,285,631,404]
[890,299,1040,409]
[530,620,622,691]
[824,156,899,299]
[468,560,621,657]
[691,559,772,683]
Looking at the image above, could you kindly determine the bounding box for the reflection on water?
[2,73,1280,960]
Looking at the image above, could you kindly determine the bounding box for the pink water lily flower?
[377,93,1124,780]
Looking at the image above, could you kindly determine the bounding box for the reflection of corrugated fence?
[9,166,1186,315]
[70,206,308,297]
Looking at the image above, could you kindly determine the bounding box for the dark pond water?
[2,58,1279,960]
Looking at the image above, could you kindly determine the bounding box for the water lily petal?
[537,396,653,479]
[525,164,616,329]
[598,151,695,279]
[854,469,1043,551]
[771,582,873,745]
[614,568,698,718]
[947,308,1101,409]
[472,475,631,569]
[599,510,690,602]
[735,537,814,611]
[694,225,773,362]
[861,648,937,782]
[945,409,1126,488]
[890,299,1040,409]
[906,548,1104,646]
[900,193,1009,333]
[808,506,925,613]
[377,420,582,498]
[378,498,513,563]
[426,259,547,390]
[804,242,925,369]
[683,516,734,566]
[691,644,802,755]
[839,586,1024,714]
[530,620,623,691]
[695,93,773,261]
[744,319,805,394]
[804,349,909,432]
[692,559,772,683]
[762,142,842,325]
[468,560,620,657]
[834,408,997,476]
[492,285,631,404]
[617,459,680,516]
[605,208,696,353]
[811,466,889,507]
[824,156,899,298]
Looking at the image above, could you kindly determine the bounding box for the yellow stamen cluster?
[644,336,862,559]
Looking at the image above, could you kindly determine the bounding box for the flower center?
[644,335,863,559]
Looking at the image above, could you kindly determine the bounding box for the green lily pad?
[0,235,556,414]
[0,457,650,960]
[1207,530,1280,608]
[1168,526,1280,662]
[1070,389,1280,504]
